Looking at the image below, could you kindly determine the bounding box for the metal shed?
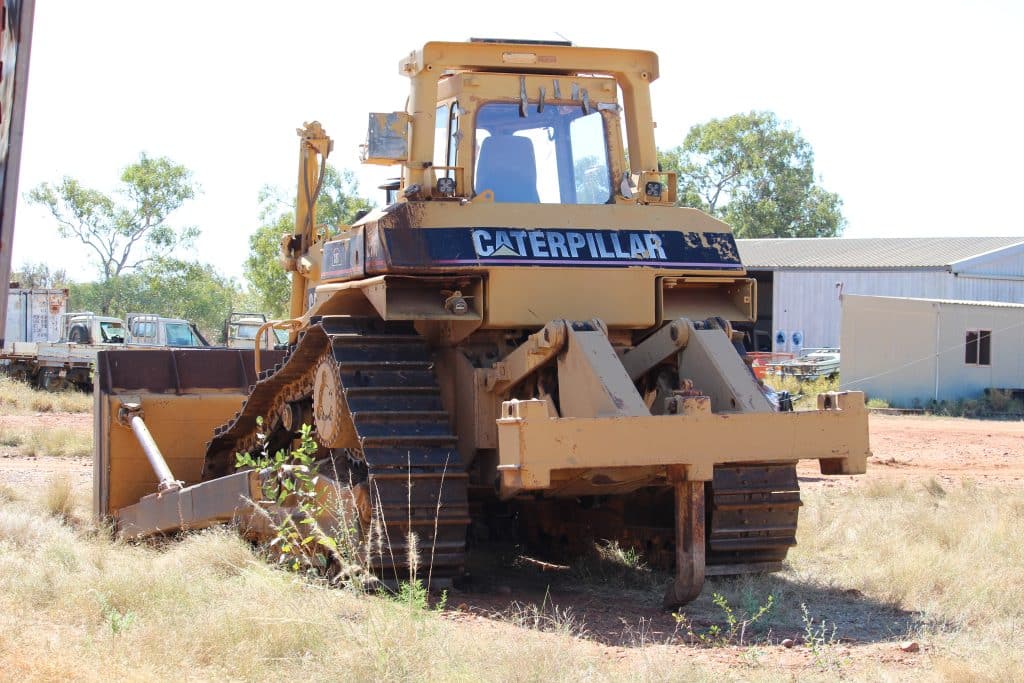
[840,294,1024,404]
[736,237,1024,352]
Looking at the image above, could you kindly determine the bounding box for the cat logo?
[470,228,667,261]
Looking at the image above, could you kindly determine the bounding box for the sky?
[10,0,1024,284]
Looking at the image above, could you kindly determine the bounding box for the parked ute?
[63,313,126,344]
[223,312,285,350]
[126,314,209,347]
[1,312,210,391]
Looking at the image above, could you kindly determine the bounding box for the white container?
[4,288,69,348]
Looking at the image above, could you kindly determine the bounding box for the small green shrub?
[236,420,342,576]
[674,591,775,647]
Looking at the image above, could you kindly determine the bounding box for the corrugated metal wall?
[770,268,1024,349]
[842,295,1024,404]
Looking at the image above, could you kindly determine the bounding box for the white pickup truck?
[2,312,209,391]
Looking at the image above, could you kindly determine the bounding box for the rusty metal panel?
[0,0,36,350]
[97,348,286,393]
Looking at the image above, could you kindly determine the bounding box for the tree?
[71,258,240,341]
[27,154,200,312]
[10,262,69,289]
[245,165,373,317]
[659,111,845,238]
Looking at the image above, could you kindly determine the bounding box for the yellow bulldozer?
[93,39,870,607]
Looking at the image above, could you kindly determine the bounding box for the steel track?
[203,317,469,583]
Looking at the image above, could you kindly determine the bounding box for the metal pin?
[571,83,579,100]
[519,77,528,117]
[553,79,562,99]
[538,86,546,113]
[581,89,590,114]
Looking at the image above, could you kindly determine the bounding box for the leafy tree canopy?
[27,153,200,313]
[245,165,373,317]
[659,111,844,238]
[71,258,239,341]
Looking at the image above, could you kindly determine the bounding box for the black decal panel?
[382,228,742,269]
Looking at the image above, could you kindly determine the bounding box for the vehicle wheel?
[68,325,91,344]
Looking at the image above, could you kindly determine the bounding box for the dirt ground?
[2,411,1021,676]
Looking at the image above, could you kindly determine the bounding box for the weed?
[236,420,342,577]
[866,397,891,409]
[390,578,446,612]
[675,591,776,646]
[922,477,947,498]
[801,603,846,671]
[763,374,840,410]
[504,588,587,636]
[924,389,1024,418]
[0,431,24,447]
[91,590,137,635]
[42,475,76,521]
[572,539,660,589]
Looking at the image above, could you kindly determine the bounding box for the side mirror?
[361,112,410,165]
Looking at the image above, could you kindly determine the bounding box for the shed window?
[965,329,991,366]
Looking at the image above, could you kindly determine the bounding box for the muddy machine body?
[95,40,869,606]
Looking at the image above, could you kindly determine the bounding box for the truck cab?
[126,314,209,347]
[224,312,286,350]
[61,313,126,345]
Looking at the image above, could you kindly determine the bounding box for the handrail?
[254,319,302,374]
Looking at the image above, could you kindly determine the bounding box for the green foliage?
[571,540,660,590]
[70,258,239,341]
[659,111,844,238]
[27,154,200,314]
[389,579,447,614]
[866,397,891,409]
[762,373,841,410]
[925,391,1024,419]
[801,603,845,670]
[245,165,373,317]
[674,591,775,647]
[244,214,293,319]
[92,591,137,635]
[235,421,339,576]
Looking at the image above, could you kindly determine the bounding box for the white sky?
[11,0,1024,284]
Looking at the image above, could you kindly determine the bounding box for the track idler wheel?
[662,468,706,608]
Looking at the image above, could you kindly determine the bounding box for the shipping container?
[3,288,68,348]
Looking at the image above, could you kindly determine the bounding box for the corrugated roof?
[845,294,1024,309]
[737,237,1024,270]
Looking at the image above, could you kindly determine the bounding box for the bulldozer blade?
[94,348,285,526]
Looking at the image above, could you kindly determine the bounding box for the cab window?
[165,323,199,347]
[474,103,610,204]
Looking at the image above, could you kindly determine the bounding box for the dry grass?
[0,375,92,414]
[661,479,1024,680]
[42,475,77,521]
[0,491,685,682]
[0,472,1021,680]
[0,426,92,457]
[793,479,1024,680]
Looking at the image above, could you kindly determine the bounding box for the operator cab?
[361,40,674,208]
